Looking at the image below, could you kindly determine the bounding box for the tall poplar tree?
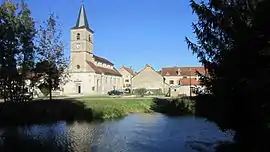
[36,13,68,100]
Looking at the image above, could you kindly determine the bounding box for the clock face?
[76,43,81,49]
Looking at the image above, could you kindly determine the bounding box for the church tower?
[70,3,94,72]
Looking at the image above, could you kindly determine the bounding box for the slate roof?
[71,4,94,33]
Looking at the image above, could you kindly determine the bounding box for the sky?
[22,0,200,71]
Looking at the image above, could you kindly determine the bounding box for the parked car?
[108,90,123,96]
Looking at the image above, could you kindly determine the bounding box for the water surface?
[0,113,233,152]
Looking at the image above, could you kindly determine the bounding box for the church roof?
[86,61,122,76]
[93,55,114,66]
[72,4,94,33]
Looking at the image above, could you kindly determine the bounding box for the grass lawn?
[78,98,153,120]
[0,97,154,127]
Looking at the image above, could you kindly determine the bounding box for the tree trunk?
[49,81,52,100]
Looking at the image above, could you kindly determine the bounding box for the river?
[0,113,233,152]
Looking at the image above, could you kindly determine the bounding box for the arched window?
[76,33,80,40]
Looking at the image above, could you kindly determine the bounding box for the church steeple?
[72,3,94,33]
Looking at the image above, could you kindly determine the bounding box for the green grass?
[78,98,153,120]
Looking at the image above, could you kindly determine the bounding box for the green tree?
[186,0,270,151]
[0,1,36,102]
[36,13,68,100]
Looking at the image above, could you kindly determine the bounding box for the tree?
[186,0,270,151]
[0,1,36,102]
[36,13,68,100]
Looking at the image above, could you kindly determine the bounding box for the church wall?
[63,72,96,95]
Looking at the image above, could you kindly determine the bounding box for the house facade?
[62,4,122,95]
[119,66,135,90]
[132,64,169,94]
[161,66,206,96]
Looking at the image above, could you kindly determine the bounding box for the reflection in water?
[0,114,233,152]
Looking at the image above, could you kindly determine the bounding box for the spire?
[72,3,94,32]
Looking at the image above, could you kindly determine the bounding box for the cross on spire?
[81,0,84,4]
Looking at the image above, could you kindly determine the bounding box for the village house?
[131,64,169,94]
[119,66,135,90]
[161,66,206,96]
[62,4,122,95]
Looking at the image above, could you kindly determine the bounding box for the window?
[183,76,187,78]
[92,86,95,91]
[76,65,80,69]
[169,80,174,84]
[105,77,108,84]
[89,35,91,41]
[125,79,129,83]
[76,33,80,40]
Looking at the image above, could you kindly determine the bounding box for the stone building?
[161,66,206,96]
[119,66,135,90]
[63,4,122,95]
[132,64,169,94]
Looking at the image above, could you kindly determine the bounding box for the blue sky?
[24,0,200,71]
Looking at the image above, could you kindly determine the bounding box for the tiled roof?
[98,66,122,76]
[161,66,206,76]
[122,66,135,76]
[179,78,201,85]
[86,61,102,74]
[86,60,121,76]
[93,55,113,66]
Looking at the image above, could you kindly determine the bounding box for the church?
[63,4,123,95]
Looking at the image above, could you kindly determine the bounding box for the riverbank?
[0,96,196,127]
[0,97,153,127]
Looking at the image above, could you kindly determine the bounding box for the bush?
[134,88,147,97]
[150,97,195,116]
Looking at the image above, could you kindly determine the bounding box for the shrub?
[150,97,195,116]
[134,88,147,97]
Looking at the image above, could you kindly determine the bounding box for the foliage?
[134,88,147,97]
[151,97,195,115]
[186,0,270,151]
[36,13,68,100]
[0,1,36,102]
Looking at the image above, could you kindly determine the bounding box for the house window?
[92,86,95,91]
[125,79,129,83]
[169,80,174,84]
[76,33,80,40]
